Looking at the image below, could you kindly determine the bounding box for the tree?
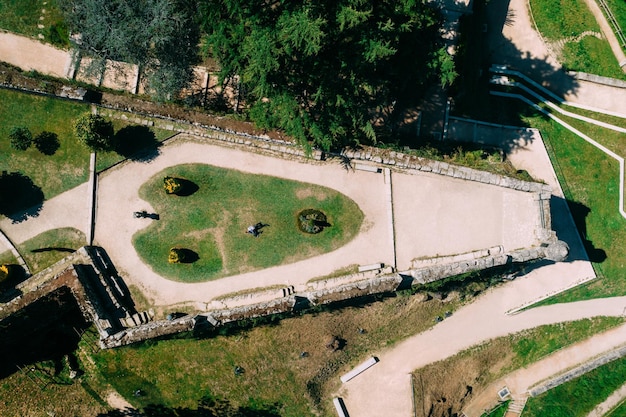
[74,113,114,151]
[59,0,200,100]
[200,0,455,150]
[9,126,33,151]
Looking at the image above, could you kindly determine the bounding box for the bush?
[168,248,186,264]
[164,176,183,195]
[9,126,33,150]
[297,209,328,234]
[74,113,115,151]
[34,131,60,155]
[0,264,9,282]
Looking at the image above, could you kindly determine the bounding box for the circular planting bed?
[133,164,364,282]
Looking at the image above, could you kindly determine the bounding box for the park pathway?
[461,322,626,416]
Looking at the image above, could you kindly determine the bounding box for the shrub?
[74,113,115,151]
[0,264,9,282]
[297,209,328,234]
[34,131,60,155]
[168,248,186,264]
[164,176,183,195]
[9,126,33,150]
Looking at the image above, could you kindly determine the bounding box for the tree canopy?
[200,0,455,150]
[74,113,114,152]
[59,0,200,100]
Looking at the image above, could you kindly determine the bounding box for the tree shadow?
[172,178,199,197]
[0,172,44,223]
[31,247,76,253]
[438,0,580,154]
[0,264,27,302]
[34,131,60,155]
[114,125,161,162]
[96,395,282,417]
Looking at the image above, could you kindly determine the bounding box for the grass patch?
[529,0,626,80]
[0,88,90,200]
[0,250,16,265]
[412,317,624,417]
[17,227,85,274]
[530,0,600,42]
[0,0,68,46]
[524,352,626,417]
[525,110,626,300]
[89,291,460,417]
[133,164,364,282]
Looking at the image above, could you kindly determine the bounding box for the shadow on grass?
[114,125,161,162]
[31,247,76,253]
[96,395,282,417]
[0,172,44,223]
[175,248,199,264]
[171,178,199,197]
[566,199,607,263]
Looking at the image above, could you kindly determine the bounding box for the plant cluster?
[163,176,183,195]
[9,126,61,155]
[73,113,114,152]
[168,248,186,264]
[297,209,328,234]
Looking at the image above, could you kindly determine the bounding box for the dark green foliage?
[297,209,328,234]
[200,0,453,150]
[34,131,60,155]
[47,22,70,48]
[74,113,114,151]
[58,0,200,100]
[9,126,32,150]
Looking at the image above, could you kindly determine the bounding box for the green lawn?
[17,227,85,274]
[0,88,90,200]
[529,0,626,80]
[0,0,68,46]
[525,107,626,300]
[133,164,364,282]
[603,0,626,53]
[411,318,623,417]
[0,89,175,218]
[524,354,626,417]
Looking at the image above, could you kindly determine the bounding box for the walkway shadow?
[114,125,161,162]
[0,172,44,223]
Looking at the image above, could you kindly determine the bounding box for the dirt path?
[0,30,72,78]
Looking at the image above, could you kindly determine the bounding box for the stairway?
[505,395,528,416]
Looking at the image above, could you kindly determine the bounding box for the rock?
[543,240,569,262]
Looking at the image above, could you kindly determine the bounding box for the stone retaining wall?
[529,344,626,397]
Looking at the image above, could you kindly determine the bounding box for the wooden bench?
[358,263,383,273]
[354,163,381,173]
[340,356,379,383]
[333,398,350,417]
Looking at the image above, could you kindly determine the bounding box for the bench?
[333,398,349,417]
[340,356,379,383]
[358,263,383,273]
[354,163,381,173]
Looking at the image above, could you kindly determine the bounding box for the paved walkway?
[91,135,541,308]
[462,322,626,416]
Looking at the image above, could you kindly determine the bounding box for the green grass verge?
[0,0,68,47]
[133,164,364,282]
[17,227,85,274]
[90,291,461,417]
[0,88,176,210]
[0,88,90,199]
[529,0,626,80]
[412,317,624,416]
[524,108,626,300]
[481,401,509,417]
[530,0,600,42]
[524,352,626,417]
